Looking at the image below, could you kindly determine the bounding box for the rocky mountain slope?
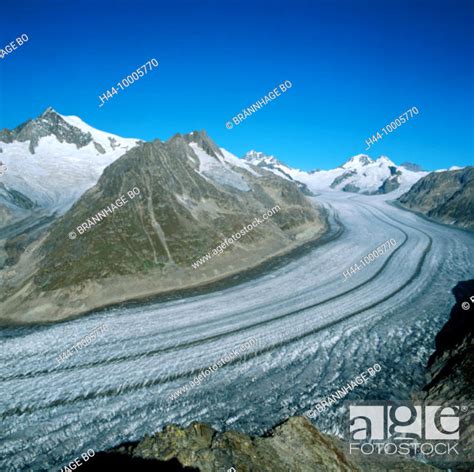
[0,130,326,324]
[397,167,474,230]
[243,151,427,195]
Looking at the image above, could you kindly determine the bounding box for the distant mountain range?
[243,151,429,195]
[0,108,446,226]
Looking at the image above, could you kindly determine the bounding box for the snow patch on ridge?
[60,114,140,153]
[220,148,259,176]
[190,143,250,191]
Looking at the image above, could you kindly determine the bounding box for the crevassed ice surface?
[1,191,473,471]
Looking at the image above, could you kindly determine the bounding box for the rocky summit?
[0,107,95,154]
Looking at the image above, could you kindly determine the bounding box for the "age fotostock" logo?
[347,402,465,459]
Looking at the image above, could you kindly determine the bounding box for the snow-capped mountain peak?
[242,150,302,183]
[244,150,279,166]
[341,154,397,171]
[1,107,140,156]
[0,108,141,214]
[376,156,397,167]
[342,154,373,169]
[39,106,56,118]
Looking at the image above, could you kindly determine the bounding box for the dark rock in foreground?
[424,279,474,399]
[83,417,361,472]
[80,417,442,471]
[419,280,474,471]
[81,450,198,471]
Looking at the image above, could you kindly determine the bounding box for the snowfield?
[189,142,251,191]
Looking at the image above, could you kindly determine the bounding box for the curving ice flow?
[1,191,473,471]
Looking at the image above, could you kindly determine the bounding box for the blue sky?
[0,0,472,171]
